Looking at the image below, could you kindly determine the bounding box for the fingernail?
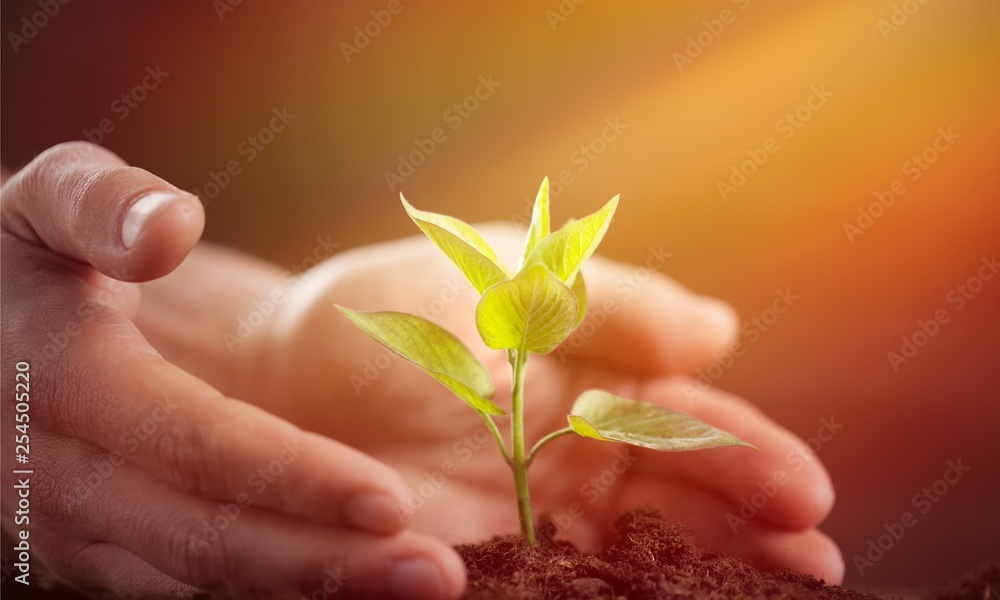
[344,492,405,534]
[388,556,446,600]
[121,191,180,249]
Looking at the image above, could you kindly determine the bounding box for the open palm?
[213,224,846,584]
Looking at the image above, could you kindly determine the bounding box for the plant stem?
[479,412,511,466]
[526,427,574,467]
[509,349,536,545]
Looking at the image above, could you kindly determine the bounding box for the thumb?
[0,141,204,282]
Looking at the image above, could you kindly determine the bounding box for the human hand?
[0,142,467,599]
[150,222,844,584]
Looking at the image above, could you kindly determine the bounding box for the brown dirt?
[458,509,1000,599]
[458,509,875,600]
[2,513,997,598]
[928,561,1000,600]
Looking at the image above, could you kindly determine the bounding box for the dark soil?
[931,562,1000,600]
[2,512,997,598]
[457,509,999,600]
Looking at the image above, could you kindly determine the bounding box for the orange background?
[2,0,998,587]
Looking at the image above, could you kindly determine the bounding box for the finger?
[0,141,204,282]
[633,376,836,532]
[8,432,198,596]
[51,541,200,598]
[78,457,465,599]
[47,350,415,534]
[21,267,414,536]
[723,525,845,586]
[615,476,845,585]
[561,254,739,374]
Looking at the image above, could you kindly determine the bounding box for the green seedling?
[336,178,753,545]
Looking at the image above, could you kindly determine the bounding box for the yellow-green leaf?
[518,177,550,270]
[568,390,754,451]
[570,270,587,326]
[401,195,508,294]
[336,306,504,415]
[526,195,618,283]
[475,264,578,354]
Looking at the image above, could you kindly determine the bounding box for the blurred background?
[2,0,998,590]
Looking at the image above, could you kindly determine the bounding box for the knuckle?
[30,456,81,520]
[21,142,113,199]
[166,510,230,587]
[2,142,117,243]
[35,359,97,442]
[21,440,116,528]
[62,162,169,255]
[38,141,104,166]
[65,165,130,240]
[149,410,219,498]
[21,469,68,527]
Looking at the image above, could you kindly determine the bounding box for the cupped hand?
[0,142,467,600]
[141,220,845,585]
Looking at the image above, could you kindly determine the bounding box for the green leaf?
[475,264,578,354]
[401,195,508,294]
[570,270,587,326]
[518,177,550,270]
[525,195,618,284]
[336,306,504,415]
[568,390,754,452]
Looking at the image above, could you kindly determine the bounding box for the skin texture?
[1,142,844,599]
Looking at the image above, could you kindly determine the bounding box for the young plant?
[336,178,753,545]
